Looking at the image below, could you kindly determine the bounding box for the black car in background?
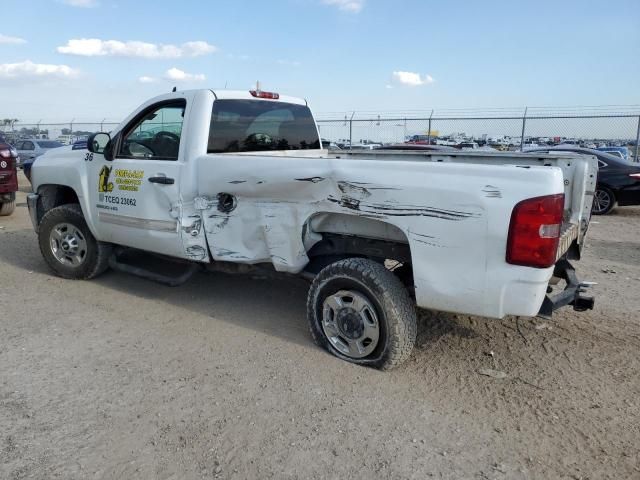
[525,146,640,215]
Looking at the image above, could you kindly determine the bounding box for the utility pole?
[349,112,355,150]
[635,115,640,162]
[520,107,528,151]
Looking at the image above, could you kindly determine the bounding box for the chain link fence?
[316,106,640,161]
[3,106,640,160]
[0,122,119,145]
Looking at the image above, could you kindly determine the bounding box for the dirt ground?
[1,172,639,480]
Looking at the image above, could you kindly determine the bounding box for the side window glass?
[119,101,186,160]
[24,141,35,150]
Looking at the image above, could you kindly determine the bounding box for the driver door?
[88,100,188,259]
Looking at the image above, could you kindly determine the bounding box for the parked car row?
[369,142,640,215]
[5,131,640,216]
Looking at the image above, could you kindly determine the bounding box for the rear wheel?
[307,258,417,370]
[592,186,616,215]
[38,204,112,279]
[0,200,16,216]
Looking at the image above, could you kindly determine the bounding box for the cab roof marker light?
[250,90,279,100]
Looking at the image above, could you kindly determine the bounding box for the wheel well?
[35,184,80,225]
[305,232,414,290]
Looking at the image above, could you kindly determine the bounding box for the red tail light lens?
[629,173,640,179]
[250,90,279,99]
[506,194,564,269]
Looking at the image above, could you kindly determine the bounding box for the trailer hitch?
[538,259,594,319]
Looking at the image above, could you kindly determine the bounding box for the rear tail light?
[506,194,564,269]
[250,90,279,100]
[0,148,14,159]
[629,173,640,179]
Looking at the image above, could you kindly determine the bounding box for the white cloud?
[0,60,79,79]
[277,59,301,66]
[138,76,157,83]
[61,0,98,7]
[391,71,435,87]
[164,68,205,82]
[322,0,364,12]
[57,39,217,58]
[0,34,27,45]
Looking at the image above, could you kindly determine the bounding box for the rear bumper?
[538,259,594,318]
[27,193,39,231]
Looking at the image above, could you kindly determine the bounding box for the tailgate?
[548,154,598,259]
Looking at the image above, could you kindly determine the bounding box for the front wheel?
[307,258,417,370]
[592,186,616,215]
[0,200,16,216]
[38,204,112,279]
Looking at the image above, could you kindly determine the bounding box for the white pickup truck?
[27,88,597,369]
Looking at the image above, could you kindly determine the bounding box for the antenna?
[172,86,177,92]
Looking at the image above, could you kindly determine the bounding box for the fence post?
[635,115,640,162]
[349,111,355,150]
[428,109,434,144]
[520,107,528,151]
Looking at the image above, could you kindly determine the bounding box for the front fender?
[32,148,99,238]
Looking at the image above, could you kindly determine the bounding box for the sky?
[0,0,639,123]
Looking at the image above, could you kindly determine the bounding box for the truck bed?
[234,148,597,258]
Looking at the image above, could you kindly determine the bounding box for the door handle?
[148,176,175,185]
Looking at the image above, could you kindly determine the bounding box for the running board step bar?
[109,248,200,287]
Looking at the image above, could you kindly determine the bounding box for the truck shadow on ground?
[0,228,479,356]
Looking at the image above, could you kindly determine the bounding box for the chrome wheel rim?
[593,189,611,214]
[49,222,87,266]
[322,290,380,359]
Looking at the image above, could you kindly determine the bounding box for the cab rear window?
[208,100,320,153]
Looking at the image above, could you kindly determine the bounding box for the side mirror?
[87,132,113,160]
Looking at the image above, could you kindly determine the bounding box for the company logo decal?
[98,166,114,193]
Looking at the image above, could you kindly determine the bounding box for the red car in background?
[0,138,19,216]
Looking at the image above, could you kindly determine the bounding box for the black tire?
[592,186,616,215]
[38,204,112,279]
[0,200,16,216]
[307,258,417,370]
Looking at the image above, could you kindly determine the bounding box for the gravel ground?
[1,173,639,479]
